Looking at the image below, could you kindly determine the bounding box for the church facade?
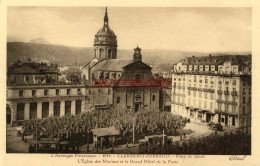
[81,8,161,112]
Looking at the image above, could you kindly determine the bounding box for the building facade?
[171,55,251,131]
[7,8,164,125]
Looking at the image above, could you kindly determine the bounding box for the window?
[135,74,141,80]
[210,102,213,109]
[83,75,86,80]
[56,89,60,95]
[108,88,111,95]
[44,90,48,96]
[193,91,196,97]
[243,97,246,104]
[225,87,229,92]
[218,103,222,110]
[249,97,251,103]
[67,89,70,95]
[232,96,236,102]
[225,95,229,101]
[188,98,190,105]
[205,77,208,84]
[249,88,251,94]
[117,97,120,103]
[98,88,101,94]
[199,92,202,98]
[19,90,23,97]
[243,88,246,94]
[105,73,109,79]
[204,101,207,108]
[210,93,214,100]
[233,79,236,85]
[188,91,191,96]
[32,90,36,97]
[194,76,197,82]
[232,117,236,126]
[77,88,81,94]
[205,92,207,99]
[199,100,202,108]
[218,94,222,100]
[25,76,29,82]
[232,106,236,113]
[225,104,229,112]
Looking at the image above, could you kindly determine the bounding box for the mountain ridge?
[7,42,251,67]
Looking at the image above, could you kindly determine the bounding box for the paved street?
[6,124,29,153]
[6,122,232,153]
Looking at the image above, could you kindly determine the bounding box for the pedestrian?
[126,142,129,149]
[184,133,186,138]
[111,147,114,154]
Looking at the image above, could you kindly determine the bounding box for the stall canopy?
[91,127,120,137]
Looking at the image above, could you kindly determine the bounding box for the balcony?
[224,91,230,95]
[231,91,238,96]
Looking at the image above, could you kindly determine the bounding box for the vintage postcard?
[1,0,260,166]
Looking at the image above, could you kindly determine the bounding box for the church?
[81,8,161,111]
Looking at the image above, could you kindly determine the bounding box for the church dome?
[94,8,117,46]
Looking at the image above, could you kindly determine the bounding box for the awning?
[91,127,120,137]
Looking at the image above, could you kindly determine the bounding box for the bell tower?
[133,46,142,62]
[93,7,118,61]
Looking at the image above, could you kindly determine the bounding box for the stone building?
[7,60,59,85]
[112,47,160,112]
[6,8,164,125]
[171,54,251,131]
[7,84,86,124]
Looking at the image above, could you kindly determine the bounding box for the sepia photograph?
[5,6,252,155]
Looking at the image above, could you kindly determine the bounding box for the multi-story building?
[7,60,59,85]
[6,8,166,125]
[171,55,251,131]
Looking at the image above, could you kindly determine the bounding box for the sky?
[7,7,251,52]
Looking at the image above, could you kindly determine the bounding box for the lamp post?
[133,116,135,147]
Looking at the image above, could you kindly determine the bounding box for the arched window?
[152,95,155,101]
[83,75,86,80]
[108,49,111,58]
[117,97,120,103]
[99,48,102,58]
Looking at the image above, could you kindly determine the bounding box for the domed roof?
[94,26,117,45]
[94,8,117,46]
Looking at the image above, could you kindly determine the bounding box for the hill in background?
[7,42,251,67]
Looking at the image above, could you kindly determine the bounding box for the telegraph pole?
[36,125,38,153]
[133,117,135,147]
